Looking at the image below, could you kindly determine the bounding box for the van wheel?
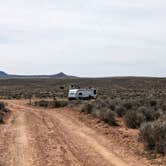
[88,96,92,100]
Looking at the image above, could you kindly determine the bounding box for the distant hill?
[0,71,8,78]
[51,72,68,78]
[0,71,76,78]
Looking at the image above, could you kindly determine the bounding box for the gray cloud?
[0,0,166,76]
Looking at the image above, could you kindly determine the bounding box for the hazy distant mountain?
[50,72,77,78]
[0,71,76,78]
[0,71,8,78]
[51,72,68,78]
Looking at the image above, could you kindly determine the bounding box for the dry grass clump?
[124,111,146,129]
[33,100,68,108]
[101,110,118,126]
[79,96,165,130]
[124,106,162,129]
[150,100,157,107]
[80,100,118,126]
[78,96,166,141]
[34,100,48,107]
[123,102,133,110]
[81,102,94,114]
[115,106,126,117]
[0,101,10,124]
[139,116,166,154]
[0,102,5,109]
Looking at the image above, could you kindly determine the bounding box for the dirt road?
[0,100,147,166]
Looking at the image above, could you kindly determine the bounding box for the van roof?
[69,89,78,93]
[69,88,96,92]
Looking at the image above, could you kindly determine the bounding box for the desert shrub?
[123,101,132,110]
[34,100,68,108]
[137,106,147,113]
[102,110,118,126]
[60,86,65,89]
[100,95,108,100]
[93,98,120,112]
[68,100,83,107]
[53,100,68,108]
[140,118,166,154]
[91,109,103,118]
[140,122,156,150]
[1,108,9,113]
[81,102,94,114]
[0,102,9,124]
[60,100,68,107]
[145,110,161,121]
[124,111,146,129]
[161,103,166,113]
[137,106,161,122]
[0,102,5,110]
[94,99,108,109]
[150,100,157,107]
[109,103,115,111]
[80,101,118,126]
[34,100,49,107]
[0,114,4,123]
[115,106,127,117]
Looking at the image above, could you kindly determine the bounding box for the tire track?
[0,100,135,166]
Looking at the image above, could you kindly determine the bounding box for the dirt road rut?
[0,100,136,166]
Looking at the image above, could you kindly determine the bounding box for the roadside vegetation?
[79,97,166,154]
[32,100,68,108]
[32,96,166,155]
[0,101,10,123]
[0,77,166,155]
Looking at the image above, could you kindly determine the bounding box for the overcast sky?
[0,0,166,77]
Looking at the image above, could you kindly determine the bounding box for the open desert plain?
[0,78,165,166]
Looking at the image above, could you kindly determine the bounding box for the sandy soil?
[0,100,165,166]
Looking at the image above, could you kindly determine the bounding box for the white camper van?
[68,88,97,100]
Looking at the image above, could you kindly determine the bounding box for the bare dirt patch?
[0,100,165,166]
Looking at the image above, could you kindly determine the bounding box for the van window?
[79,92,83,95]
[94,90,96,95]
